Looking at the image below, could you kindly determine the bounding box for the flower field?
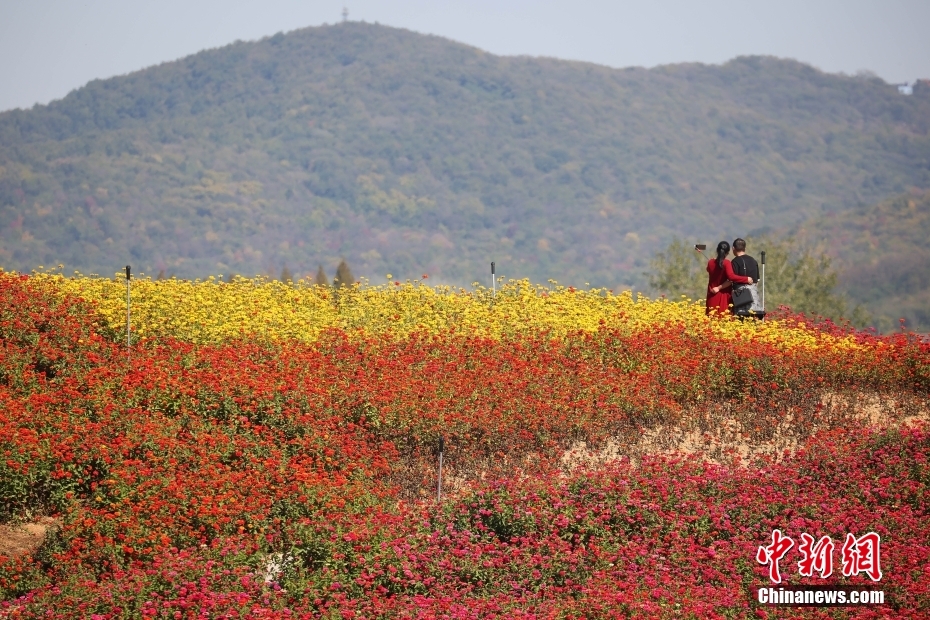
[1,271,928,618]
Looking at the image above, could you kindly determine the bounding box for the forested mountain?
[1,22,929,296]
[792,190,930,332]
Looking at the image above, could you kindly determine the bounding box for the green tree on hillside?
[280,265,293,284]
[314,265,329,287]
[649,237,870,325]
[333,260,355,289]
[647,239,707,302]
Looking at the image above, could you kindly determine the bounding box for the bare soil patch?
[394,392,928,501]
[0,517,59,560]
[561,391,929,471]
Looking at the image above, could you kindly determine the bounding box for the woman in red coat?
[705,241,753,316]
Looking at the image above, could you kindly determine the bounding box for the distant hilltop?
[896,79,930,95]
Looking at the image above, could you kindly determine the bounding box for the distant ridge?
[1,22,928,300]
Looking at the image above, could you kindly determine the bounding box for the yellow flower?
[30,273,867,353]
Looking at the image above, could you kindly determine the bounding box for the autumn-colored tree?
[314,265,329,287]
[333,259,355,289]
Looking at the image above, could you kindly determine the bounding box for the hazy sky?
[2,0,929,112]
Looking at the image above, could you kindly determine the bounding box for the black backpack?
[731,256,754,308]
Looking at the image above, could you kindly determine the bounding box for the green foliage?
[753,236,869,325]
[0,22,928,302]
[649,236,870,326]
[333,259,355,289]
[647,239,707,302]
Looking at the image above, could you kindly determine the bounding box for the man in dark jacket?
[730,238,763,318]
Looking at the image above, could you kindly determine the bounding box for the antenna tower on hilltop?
[342,7,348,22]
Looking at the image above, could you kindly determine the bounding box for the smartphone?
[695,244,707,251]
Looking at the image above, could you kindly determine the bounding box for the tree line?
[153,259,357,288]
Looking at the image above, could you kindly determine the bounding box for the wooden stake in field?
[437,435,444,502]
[125,265,131,350]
